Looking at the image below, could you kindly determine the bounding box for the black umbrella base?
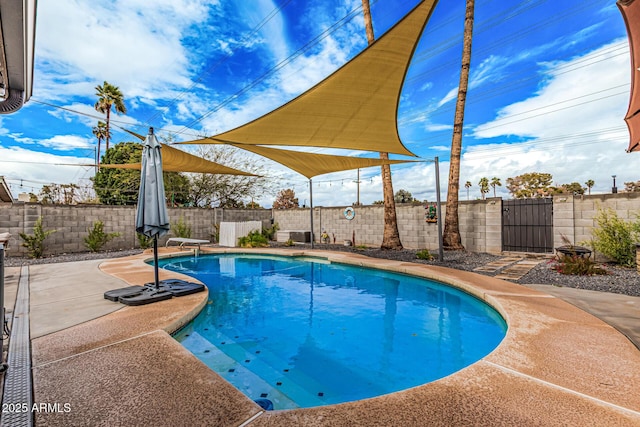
[118,288,173,306]
[103,286,146,302]
[147,279,205,297]
[104,280,204,306]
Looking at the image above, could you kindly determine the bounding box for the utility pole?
[354,169,361,205]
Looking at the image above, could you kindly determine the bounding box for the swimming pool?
[164,253,507,410]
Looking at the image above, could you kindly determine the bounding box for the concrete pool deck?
[10,248,640,425]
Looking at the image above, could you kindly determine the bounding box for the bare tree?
[273,189,299,209]
[187,145,276,207]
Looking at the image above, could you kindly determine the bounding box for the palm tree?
[92,121,109,169]
[443,0,475,250]
[585,179,595,195]
[464,181,472,200]
[94,81,126,151]
[490,177,501,197]
[362,0,402,249]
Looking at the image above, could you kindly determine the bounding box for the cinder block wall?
[273,201,497,252]
[556,193,640,248]
[2,193,639,257]
[0,203,272,257]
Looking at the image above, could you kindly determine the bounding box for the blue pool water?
[164,254,507,410]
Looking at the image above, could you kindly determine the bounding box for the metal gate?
[502,198,553,253]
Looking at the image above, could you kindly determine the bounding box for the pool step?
[179,331,328,409]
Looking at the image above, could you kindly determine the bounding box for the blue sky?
[0,0,634,207]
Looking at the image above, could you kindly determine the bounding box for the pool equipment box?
[276,230,311,243]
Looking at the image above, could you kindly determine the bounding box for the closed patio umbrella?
[136,127,170,291]
[103,128,204,305]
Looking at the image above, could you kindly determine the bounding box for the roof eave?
[0,0,37,114]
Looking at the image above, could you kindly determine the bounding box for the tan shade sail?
[179,0,438,156]
[229,144,418,179]
[618,0,640,152]
[101,143,256,175]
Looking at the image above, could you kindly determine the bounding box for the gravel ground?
[4,245,640,297]
[278,244,640,297]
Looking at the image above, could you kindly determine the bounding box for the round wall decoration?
[343,206,356,220]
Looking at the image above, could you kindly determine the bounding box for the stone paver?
[495,259,543,281]
[473,256,522,273]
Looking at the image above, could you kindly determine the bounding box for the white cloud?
[39,135,94,151]
[473,40,630,139]
[234,0,288,62]
[427,146,451,154]
[0,146,95,196]
[438,86,458,108]
[4,133,93,151]
[437,55,513,108]
[46,103,102,126]
[425,125,451,133]
[277,35,350,95]
[419,82,433,91]
[34,0,214,101]
[459,39,635,197]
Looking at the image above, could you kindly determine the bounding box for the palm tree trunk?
[380,153,402,249]
[361,0,402,250]
[105,109,111,151]
[97,137,101,169]
[362,0,374,41]
[443,0,475,250]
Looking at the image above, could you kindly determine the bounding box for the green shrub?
[284,238,295,247]
[416,249,434,261]
[238,231,269,248]
[262,222,279,240]
[171,216,192,238]
[551,254,609,276]
[589,208,640,266]
[84,221,121,252]
[19,217,56,258]
[211,224,220,244]
[137,232,153,249]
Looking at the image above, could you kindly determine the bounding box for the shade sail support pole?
[434,157,444,261]
[309,179,314,249]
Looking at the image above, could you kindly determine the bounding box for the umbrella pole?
[153,235,160,289]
